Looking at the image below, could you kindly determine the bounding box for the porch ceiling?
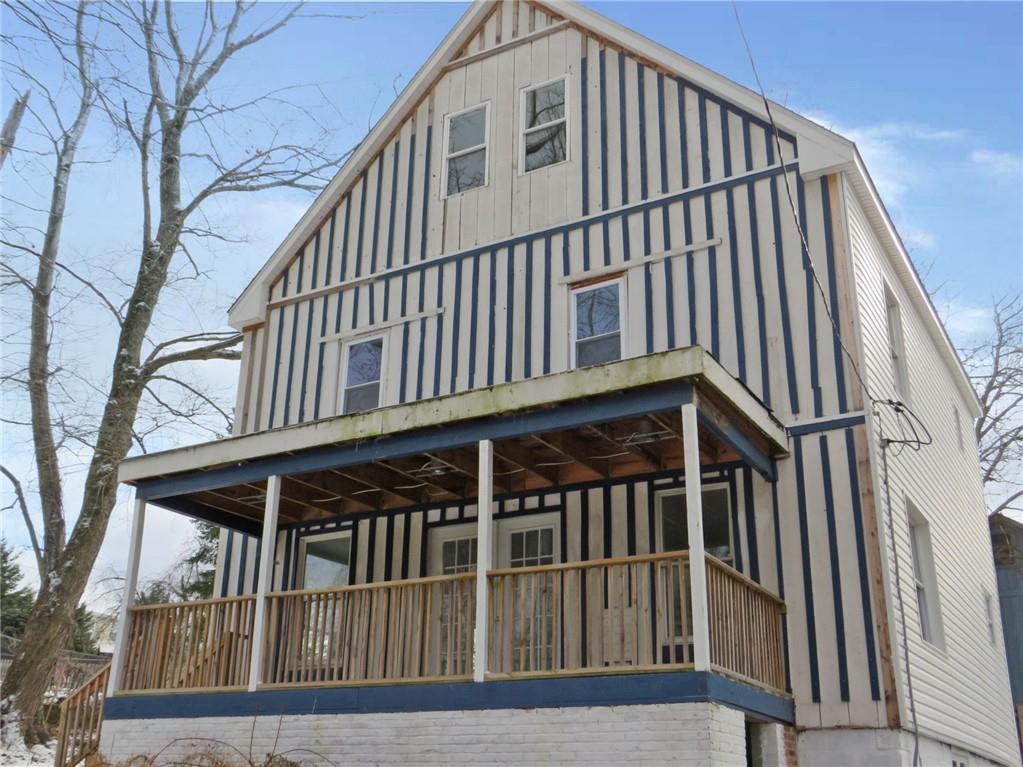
[119,347,788,534]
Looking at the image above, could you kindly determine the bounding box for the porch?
[110,347,791,706]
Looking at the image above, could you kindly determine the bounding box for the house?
[992,513,1023,753]
[77,2,1018,765]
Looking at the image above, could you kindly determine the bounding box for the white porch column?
[681,403,711,671]
[247,474,281,692]
[108,496,146,694]
[472,439,494,682]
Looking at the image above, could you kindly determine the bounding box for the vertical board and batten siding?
[215,2,890,733]
[843,176,1019,766]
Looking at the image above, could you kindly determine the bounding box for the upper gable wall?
[261,2,797,308]
[232,1,808,437]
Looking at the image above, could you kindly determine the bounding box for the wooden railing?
[706,556,786,692]
[54,662,109,767]
[262,573,476,685]
[487,551,693,676]
[120,595,255,691]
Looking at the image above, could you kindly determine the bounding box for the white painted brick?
[100,702,748,766]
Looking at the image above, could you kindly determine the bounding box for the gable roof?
[226,0,979,414]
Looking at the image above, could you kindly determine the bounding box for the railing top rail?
[487,549,690,577]
[706,555,786,607]
[129,594,256,612]
[67,661,111,696]
[268,571,476,599]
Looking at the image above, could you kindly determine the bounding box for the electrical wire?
[730,5,934,764]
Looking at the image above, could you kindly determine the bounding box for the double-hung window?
[907,501,942,644]
[571,277,624,368]
[884,282,910,400]
[444,104,489,196]
[521,77,567,172]
[341,335,384,415]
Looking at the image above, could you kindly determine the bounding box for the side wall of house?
[843,174,1019,766]
[215,2,891,733]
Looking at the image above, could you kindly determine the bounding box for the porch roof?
[119,347,788,534]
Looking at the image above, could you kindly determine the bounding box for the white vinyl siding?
[844,176,1017,765]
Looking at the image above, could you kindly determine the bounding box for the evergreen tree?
[0,541,35,640]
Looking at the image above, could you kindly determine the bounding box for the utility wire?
[730,5,933,765]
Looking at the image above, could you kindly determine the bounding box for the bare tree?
[1,0,347,742]
[960,294,1023,518]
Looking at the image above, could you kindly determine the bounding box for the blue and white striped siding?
[252,169,849,432]
[220,15,886,733]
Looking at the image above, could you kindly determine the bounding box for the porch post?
[247,474,281,692]
[108,496,146,694]
[681,403,711,671]
[473,439,494,682]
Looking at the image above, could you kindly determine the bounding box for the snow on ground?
[1,712,56,767]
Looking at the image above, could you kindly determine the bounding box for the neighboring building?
[88,2,1017,765]
[992,512,1023,752]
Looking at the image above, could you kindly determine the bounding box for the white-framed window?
[340,334,385,415]
[884,282,910,400]
[442,102,490,197]
[655,486,733,564]
[497,512,561,569]
[520,76,568,173]
[297,531,352,590]
[428,521,478,576]
[907,501,941,645]
[570,276,625,368]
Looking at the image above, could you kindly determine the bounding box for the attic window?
[521,77,567,173]
[443,104,489,196]
[341,335,384,415]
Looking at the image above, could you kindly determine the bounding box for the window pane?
[447,149,486,194]
[525,529,538,558]
[448,108,486,154]
[575,284,620,339]
[525,80,565,128]
[576,334,621,367]
[346,339,382,387]
[703,489,732,560]
[661,495,688,552]
[303,536,351,589]
[659,490,731,561]
[540,527,553,557]
[343,382,379,414]
[525,123,566,171]
[511,531,523,561]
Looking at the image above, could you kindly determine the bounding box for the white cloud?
[901,225,936,253]
[938,298,993,344]
[969,149,1023,178]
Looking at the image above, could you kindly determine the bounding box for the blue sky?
[2,1,1020,608]
[239,0,1023,318]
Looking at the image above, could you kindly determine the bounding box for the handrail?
[705,554,786,607]
[487,549,690,577]
[267,571,475,599]
[54,662,110,767]
[128,593,255,611]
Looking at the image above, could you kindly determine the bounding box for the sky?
[2,1,1021,613]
